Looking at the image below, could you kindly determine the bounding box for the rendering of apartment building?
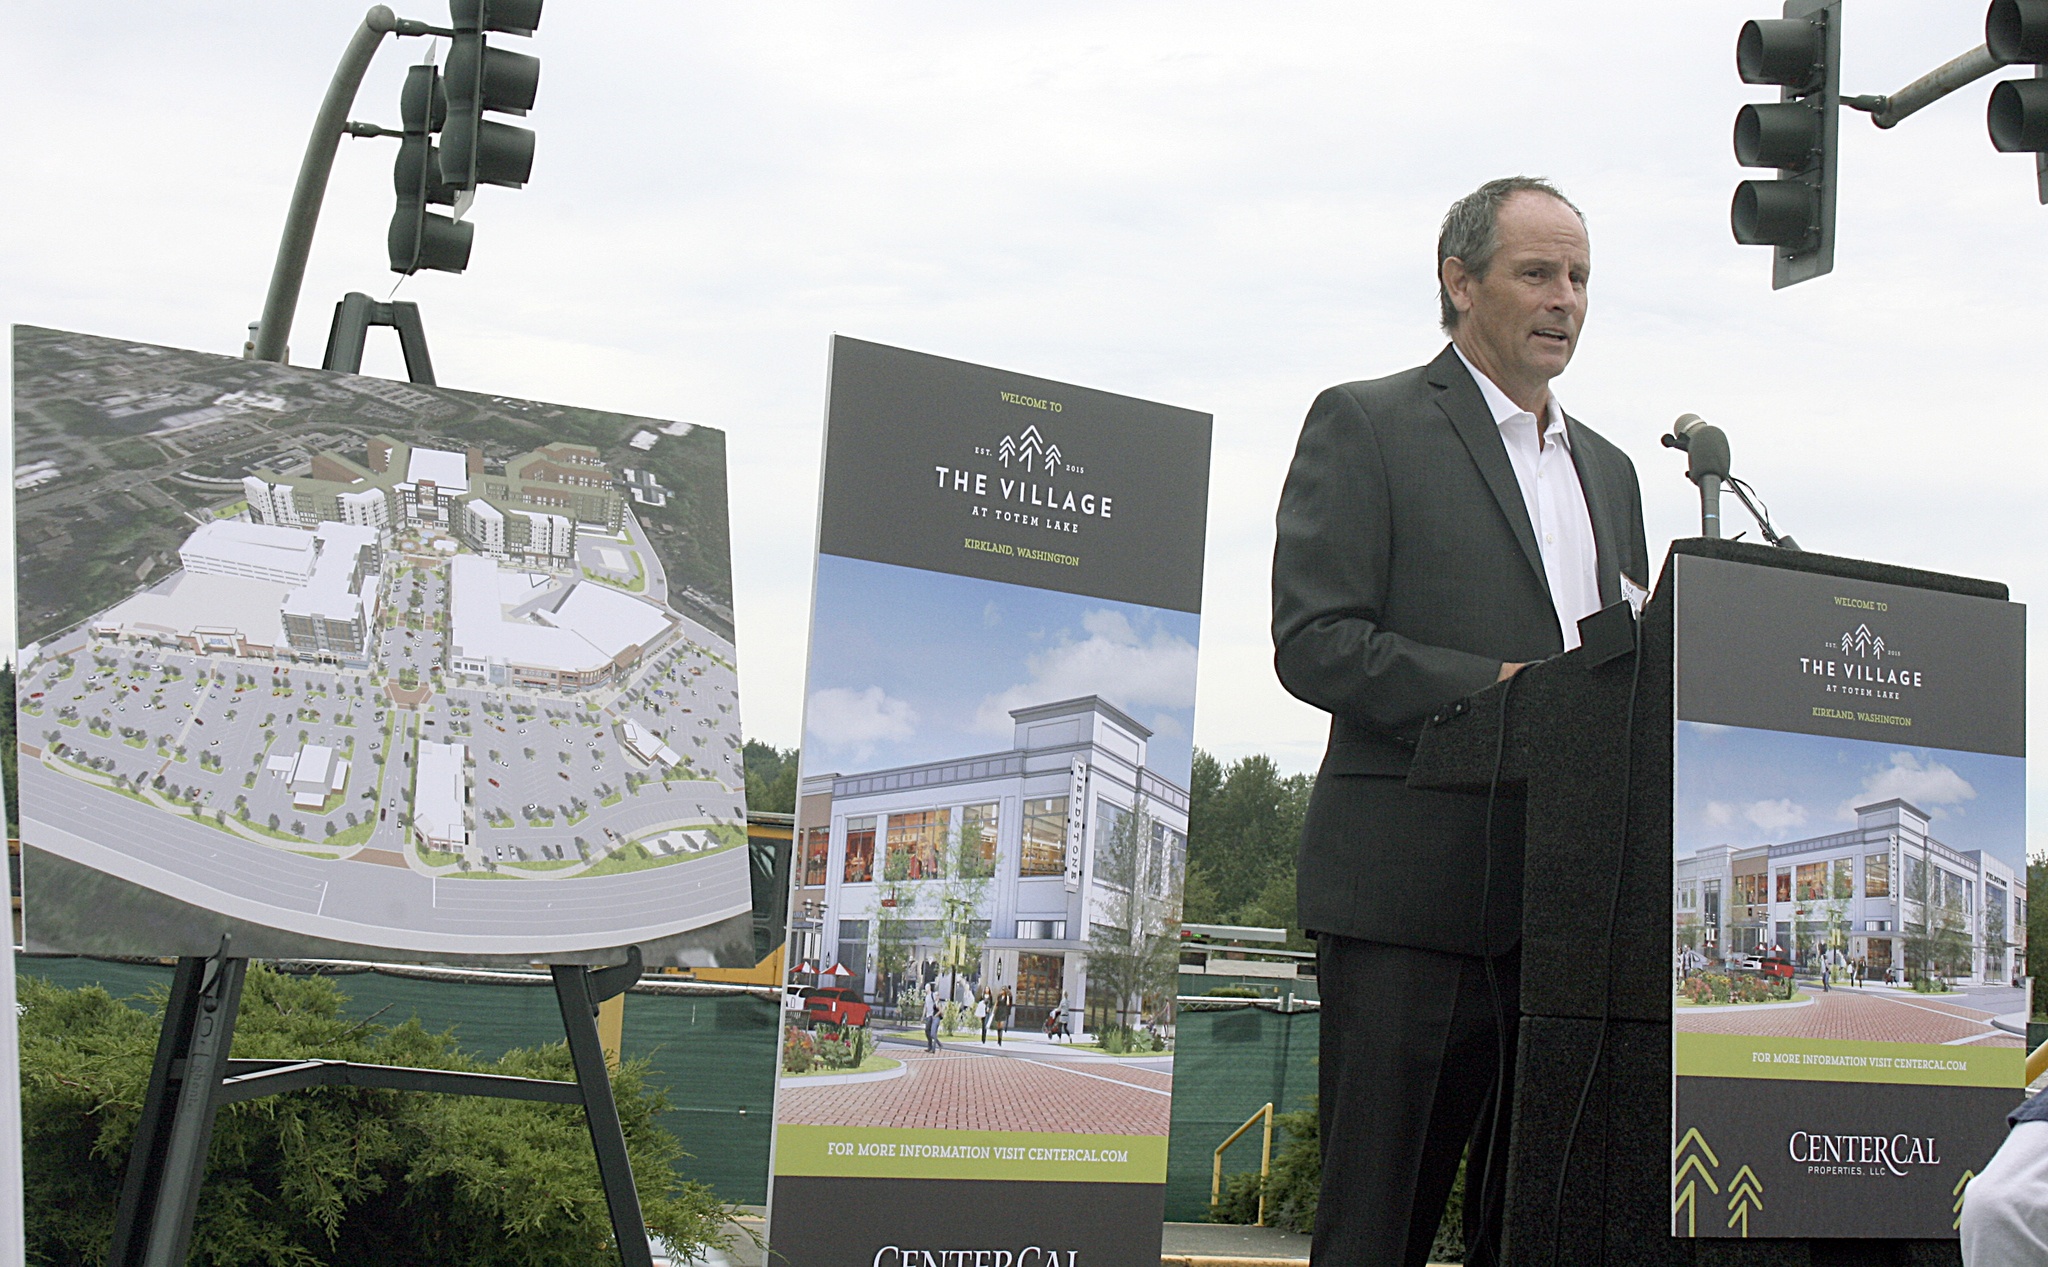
[458,497,574,565]
[243,436,622,565]
[277,523,381,661]
[1674,799,2026,984]
[790,696,1189,1034]
[473,443,624,534]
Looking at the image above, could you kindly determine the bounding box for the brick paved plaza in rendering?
[776,1039,1173,1135]
[1674,984,2023,1046]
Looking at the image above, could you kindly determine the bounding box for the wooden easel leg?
[553,953,654,1267]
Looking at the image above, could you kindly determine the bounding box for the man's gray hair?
[1437,176,1584,333]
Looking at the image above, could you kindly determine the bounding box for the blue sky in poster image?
[798,554,1201,787]
[1674,722,2026,875]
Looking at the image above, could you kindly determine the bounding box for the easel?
[105,938,655,1267]
[321,291,436,384]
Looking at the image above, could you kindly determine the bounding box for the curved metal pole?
[1841,44,2003,130]
[251,6,401,364]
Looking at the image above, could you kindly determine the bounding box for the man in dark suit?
[1271,176,1649,1266]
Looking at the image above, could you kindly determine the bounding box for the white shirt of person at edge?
[1453,342,1602,651]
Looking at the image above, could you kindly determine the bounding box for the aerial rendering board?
[11,325,753,965]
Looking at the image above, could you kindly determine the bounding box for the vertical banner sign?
[1670,553,2027,1239]
[10,326,754,967]
[768,337,1212,1267]
[1065,758,1089,892]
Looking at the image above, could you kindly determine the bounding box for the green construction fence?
[19,958,1316,1221]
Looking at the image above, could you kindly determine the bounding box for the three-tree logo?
[995,427,1089,483]
[996,424,1070,477]
[1840,623,1887,658]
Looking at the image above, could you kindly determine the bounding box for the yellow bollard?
[597,993,624,1072]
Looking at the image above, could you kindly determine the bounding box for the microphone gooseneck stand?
[1662,413,1797,549]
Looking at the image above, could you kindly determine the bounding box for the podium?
[1409,538,2018,1267]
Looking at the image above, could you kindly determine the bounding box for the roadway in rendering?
[22,757,752,956]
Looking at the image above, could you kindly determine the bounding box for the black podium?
[1408,538,2018,1267]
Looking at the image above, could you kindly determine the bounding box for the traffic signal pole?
[252,5,440,364]
[1843,45,2002,128]
[1732,1,2048,284]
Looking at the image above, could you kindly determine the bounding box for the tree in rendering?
[1981,893,2012,985]
[1901,855,1972,985]
[936,817,997,1007]
[1084,800,1183,1047]
[873,848,922,1009]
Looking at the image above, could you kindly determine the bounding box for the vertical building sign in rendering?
[1064,757,1089,892]
[11,326,754,966]
[1670,553,2027,1239]
[768,337,1212,1266]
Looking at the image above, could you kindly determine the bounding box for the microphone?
[1662,413,1712,451]
[1661,414,1729,537]
[1660,413,1798,549]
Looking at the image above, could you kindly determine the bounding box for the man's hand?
[1497,661,1527,682]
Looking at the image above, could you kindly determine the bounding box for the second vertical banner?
[767,337,1213,1266]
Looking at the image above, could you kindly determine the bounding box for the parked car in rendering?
[1733,954,1795,980]
[795,986,871,1029]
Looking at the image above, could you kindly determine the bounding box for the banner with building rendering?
[10,325,753,966]
[766,337,1211,1266]
[1669,552,2026,1239]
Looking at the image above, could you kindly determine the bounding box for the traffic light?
[388,64,473,275]
[439,0,542,193]
[1987,0,2048,204]
[1731,1,1842,288]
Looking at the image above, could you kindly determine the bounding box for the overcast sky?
[3,2,2042,856]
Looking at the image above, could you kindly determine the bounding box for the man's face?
[1446,191,1590,389]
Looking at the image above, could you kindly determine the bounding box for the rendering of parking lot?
[12,326,753,963]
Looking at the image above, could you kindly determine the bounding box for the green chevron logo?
[1727,1165,1764,1238]
[1672,1127,1721,1237]
[1953,1169,1975,1231]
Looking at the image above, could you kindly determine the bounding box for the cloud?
[805,686,918,761]
[1743,799,1807,833]
[982,600,1001,628]
[972,608,1198,734]
[1704,797,1806,837]
[1841,752,1977,820]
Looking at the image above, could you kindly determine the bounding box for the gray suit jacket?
[1271,343,1649,954]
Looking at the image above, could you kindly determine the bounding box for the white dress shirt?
[1453,343,1602,651]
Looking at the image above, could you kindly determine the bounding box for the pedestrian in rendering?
[922,986,941,1053]
[1272,177,1648,1265]
[993,989,1012,1046]
[1045,1005,1062,1044]
[975,991,990,1044]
